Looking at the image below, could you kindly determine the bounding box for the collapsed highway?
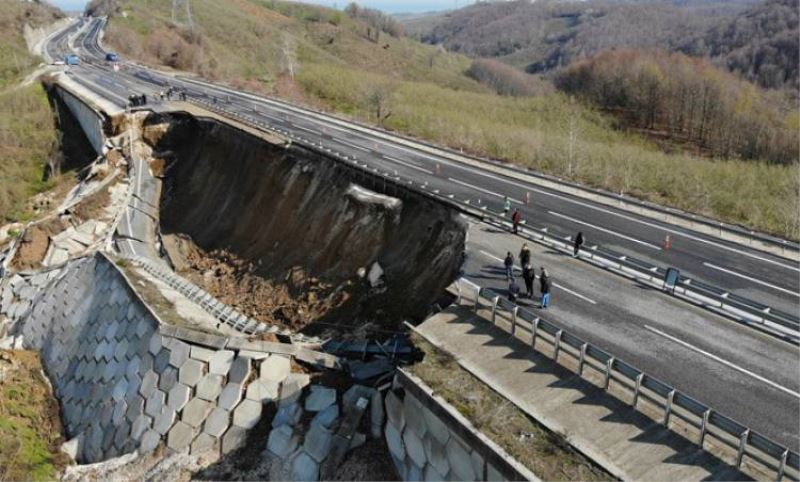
[4,13,797,481]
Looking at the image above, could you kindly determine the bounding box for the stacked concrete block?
[383,385,513,482]
[8,253,303,464]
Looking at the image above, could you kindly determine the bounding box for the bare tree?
[280,33,297,80]
[365,82,396,124]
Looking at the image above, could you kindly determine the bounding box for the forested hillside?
[409,0,755,73]
[680,0,799,89]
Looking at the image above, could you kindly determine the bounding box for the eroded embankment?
[148,113,465,335]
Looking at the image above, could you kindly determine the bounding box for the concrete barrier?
[55,85,106,155]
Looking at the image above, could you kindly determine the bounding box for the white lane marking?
[478,250,597,304]
[549,211,662,250]
[382,154,422,167]
[335,139,370,152]
[703,263,800,298]
[449,178,522,204]
[292,123,317,134]
[644,325,800,398]
[382,155,432,175]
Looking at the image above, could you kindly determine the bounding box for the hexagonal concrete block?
[168,340,190,368]
[209,350,234,376]
[267,424,300,458]
[167,421,195,451]
[154,349,171,374]
[218,383,243,411]
[113,422,130,450]
[305,386,336,412]
[167,384,192,412]
[112,378,128,401]
[405,395,428,439]
[424,435,450,477]
[182,398,213,428]
[112,400,128,425]
[126,395,145,423]
[153,408,177,436]
[385,422,405,462]
[246,379,280,404]
[232,399,262,429]
[178,359,204,387]
[259,355,290,382]
[202,407,230,438]
[446,436,476,482]
[303,423,333,463]
[196,374,224,401]
[148,334,162,356]
[291,451,320,481]
[228,356,251,384]
[221,426,247,455]
[403,427,427,468]
[139,429,160,453]
[131,414,152,440]
[422,405,450,446]
[190,345,215,362]
[145,390,166,418]
[158,367,178,392]
[139,371,158,398]
[191,432,218,455]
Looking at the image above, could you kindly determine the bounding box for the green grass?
[103,0,800,239]
[0,350,67,481]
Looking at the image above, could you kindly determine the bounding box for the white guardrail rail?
[453,278,800,481]
[176,94,799,343]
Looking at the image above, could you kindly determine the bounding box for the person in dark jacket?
[539,267,551,308]
[519,243,531,267]
[522,264,535,298]
[504,252,514,281]
[511,208,521,233]
[573,231,584,257]
[508,279,520,302]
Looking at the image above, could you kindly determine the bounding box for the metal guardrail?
[175,75,800,257]
[180,95,799,343]
[453,278,800,481]
[124,255,319,344]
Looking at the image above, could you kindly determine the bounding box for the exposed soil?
[10,216,69,271]
[67,177,114,222]
[0,349,68,481]
[152,113,466,337]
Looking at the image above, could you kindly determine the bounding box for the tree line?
[555,49,798,164]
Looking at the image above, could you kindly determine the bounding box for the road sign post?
[663,267,680,294]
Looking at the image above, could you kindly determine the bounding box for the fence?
[453,278,799,481]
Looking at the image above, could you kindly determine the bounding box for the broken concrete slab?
[303,422,334,463]
[311,403,339,429]
[232,399,262,429]
[273,402,302,428]
[245,378,280,403]
[291,450,320,481]
[259,354,291,382]
[267,424,299,459]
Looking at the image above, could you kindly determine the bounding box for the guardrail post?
[777,448,788,481]
[473,287,481,312]
[632,373,644,408]
[491,296,500,324]
[530,318,540,349]
[736,429,750,468]
[554,330,563,361]
[604,357,614,390]
[578,343,587,376]
[663,389,676,426]
[698,409,711,447]
[511,307,519,335]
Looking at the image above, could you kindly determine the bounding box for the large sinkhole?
[147,113,466,336]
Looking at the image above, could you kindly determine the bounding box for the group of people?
[504,244,551,309]
[128,87,188,107]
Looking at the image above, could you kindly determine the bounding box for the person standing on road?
[503,197,511,216]
[504,252,514,282]
[519,243,531,268]
[573,231,584,257]
[522,264,534,298]
[511,208,521,234]
[539,267,551,308]
[508,279,520,302]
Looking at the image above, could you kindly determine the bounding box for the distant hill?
[680,0,799,89]
[408,0,759,74]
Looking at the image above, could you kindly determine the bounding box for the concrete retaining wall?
[7,252,303,463]
[55,85,106,155]
[385,369,538,481]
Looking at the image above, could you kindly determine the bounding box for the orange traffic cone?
[663,235,671,250]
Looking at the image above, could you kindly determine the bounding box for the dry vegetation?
[407,334,611,481]
[98,0,799,239]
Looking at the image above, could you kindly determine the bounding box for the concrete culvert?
[148,113,466,335]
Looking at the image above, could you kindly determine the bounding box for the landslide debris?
[152,113,466,336]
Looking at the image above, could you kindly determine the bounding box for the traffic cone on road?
[435,163,441,176]
[663,235,671,250]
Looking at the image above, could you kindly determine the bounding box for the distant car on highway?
[64,54,80,65]
[105,52,119,62]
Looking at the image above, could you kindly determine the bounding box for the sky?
[47,0,472,14]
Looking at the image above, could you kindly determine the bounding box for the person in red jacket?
[511,208,522,234]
